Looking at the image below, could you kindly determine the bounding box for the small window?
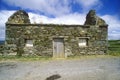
[25,40,33,47]
[78,38,87,47]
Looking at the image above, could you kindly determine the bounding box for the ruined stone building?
[5,10,108,58]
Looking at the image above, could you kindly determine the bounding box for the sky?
[0,0,120,40]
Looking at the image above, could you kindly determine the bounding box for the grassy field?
[108,40,120,56]
[0,55,52,61]
[0,55,119,61]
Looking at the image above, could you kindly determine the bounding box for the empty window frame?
[78,38,88,47]
[25,40,33,47]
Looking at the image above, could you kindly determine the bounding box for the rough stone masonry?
[2,9,108,57]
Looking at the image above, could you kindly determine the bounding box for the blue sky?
[0,0,120,40]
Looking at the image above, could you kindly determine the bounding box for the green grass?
[108,40,120,56]
[0,54,119,62]
[0,55,51,61]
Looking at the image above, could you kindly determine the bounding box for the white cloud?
[75,0,102,11]
[102,15,120,40]
[3,0,71,16]
[0,10,120,40]
[108,33,120,40]
[3,0,102,16]
[0,10,15,26]
[76,0,99,7]
[29,12,85,24]
[0,10,15,40]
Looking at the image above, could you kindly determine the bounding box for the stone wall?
[5,24,108,56]
[3,10,108,57]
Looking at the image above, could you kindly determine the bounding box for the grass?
[0,54,119,62]
[108,40,120,56]
[0,55,51,61]
[107,52,120,56]
[67,54,119,60]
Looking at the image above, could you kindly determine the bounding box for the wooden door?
[53,38,65,58]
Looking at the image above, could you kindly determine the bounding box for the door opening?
[53,38,65,58]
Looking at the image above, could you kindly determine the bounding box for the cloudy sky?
[0,0,120,40]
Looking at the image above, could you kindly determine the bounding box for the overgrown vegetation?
[108,40,120,56]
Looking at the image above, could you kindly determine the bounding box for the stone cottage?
[5,10,108,58]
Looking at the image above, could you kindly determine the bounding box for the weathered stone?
[3,10,108,57]
[6,10,30,24]
[84,10,106,25]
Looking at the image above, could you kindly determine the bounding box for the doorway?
[53,38,65,58]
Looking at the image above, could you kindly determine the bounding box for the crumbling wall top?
[6,10,30,24]
[84,10,107,26]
